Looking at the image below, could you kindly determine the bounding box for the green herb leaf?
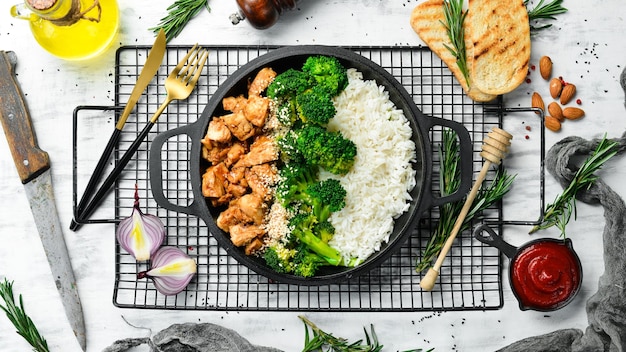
[530,135,619,236]
[150,0,211,42]
[416,129,515,273]
[299,315,433,352]
[0,279,49,352]
[525,0,568,32]
[441,0,470,86]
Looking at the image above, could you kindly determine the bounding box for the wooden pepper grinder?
[231,0,298,29]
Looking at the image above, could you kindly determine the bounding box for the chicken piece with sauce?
[224,164,249,200]
[248,67,277,97]
[237,193,266,225]
[222,95,247,113]
[224,142,247,167]
[205,117,232,143]
[201,138,230,165]
[234,135,279,168]
[222,110,257,141]
[202,162,231,206]
[216,193,267,248]
[216,199,253,233]
[229,223,265,247]
[243,95,270,127]
[245,238,264,255]
[245,163,278,201]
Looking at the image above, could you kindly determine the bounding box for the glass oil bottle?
[11,0,120,61]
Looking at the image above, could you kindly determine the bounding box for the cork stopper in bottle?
[27,0,57,11]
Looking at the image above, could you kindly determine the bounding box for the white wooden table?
[1,1,625,350]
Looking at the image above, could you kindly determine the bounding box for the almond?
[539,56,552,80]
[560,84,577,105]
[544,116,562,132]
[547,102,564,121]
[531,92,545,114]
[549,78,563,99]
[562,107,585,120]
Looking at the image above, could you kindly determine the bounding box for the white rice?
[323,68,417,262]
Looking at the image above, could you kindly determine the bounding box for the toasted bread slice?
[410,0,496,102]
[467,0,530,95]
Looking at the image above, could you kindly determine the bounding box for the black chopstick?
[69,121,157,231]
[71,129,122,226]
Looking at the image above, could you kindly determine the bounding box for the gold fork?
[148,43,209,124]
[74,45,209,226]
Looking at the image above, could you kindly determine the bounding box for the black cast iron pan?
[149,45,474,285]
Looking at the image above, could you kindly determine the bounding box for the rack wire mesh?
[73,45,516,311]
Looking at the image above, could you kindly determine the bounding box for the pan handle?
[149,121,204,217]
[426,116,473,207]
[473,224,518,258]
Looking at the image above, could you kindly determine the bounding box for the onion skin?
[138,246,197,296]
[116,188,165,261]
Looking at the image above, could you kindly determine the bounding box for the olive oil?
[12,0,120,61]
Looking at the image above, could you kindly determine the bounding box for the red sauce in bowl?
[511,240,581,310]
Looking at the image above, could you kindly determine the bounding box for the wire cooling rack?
[73,45,513,311]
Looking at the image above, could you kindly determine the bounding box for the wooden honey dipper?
[419,127,513,291]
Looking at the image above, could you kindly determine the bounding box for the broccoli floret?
[295,86,336,126]
[289,213,344,266]
[267,68,315,100]
[263,244,296,274]
[293,250,328,278]
[296,124,357,175]
[314,219,336,244]
[263,209,357,278]
[302,179,346,223]
[275,100,299,128]
[276,129,305,164]
[277,164,347,223]
[301,55,349,97]
[264,241,321,277]
[275,161,319,208]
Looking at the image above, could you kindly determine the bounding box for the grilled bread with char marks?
[466,0,530,95]
[411,0,531,100]
[410,0,496,102]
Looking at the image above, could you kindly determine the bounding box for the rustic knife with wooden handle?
[0,50,86,351]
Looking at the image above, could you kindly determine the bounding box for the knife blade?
[0,51,86,351]
[70,28,166,230]
[116,28,167,130]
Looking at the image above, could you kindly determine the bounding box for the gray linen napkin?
[102,322,282,352]
[498,69,626,352]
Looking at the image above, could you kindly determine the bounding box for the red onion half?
[138,246,197,296]
[116,187,165,261]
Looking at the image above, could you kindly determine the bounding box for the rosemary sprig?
[299,316,433,352]
[529,135,619,236]
[416,129,515,273]
[300,315,383,352]
[150,0,211,42]
[441,0,470,86]
[0,279,49,352]
[525,0,568,32]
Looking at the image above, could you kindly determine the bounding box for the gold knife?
[70,29,167,230]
